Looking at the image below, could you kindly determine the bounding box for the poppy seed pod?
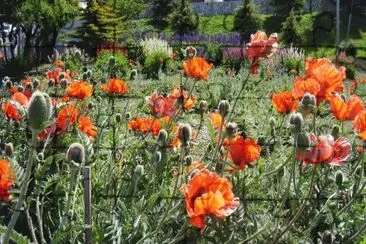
[199,100,208,113]
[295,133,311,151]
[331,125,340,140]
[218,100,230,118]
[299,92,316,114]
[28,91,52,132]
[4,143,14,157]
[17,85,25,92]
[66,143,85,165]
[321,230,333,244]
[226,122,238,137]
[134,165,144,176]
[289,112,304,134]
[178,124,192,147]
[335,171,343,186]
[157,129,168,147]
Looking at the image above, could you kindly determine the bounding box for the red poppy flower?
[56,104,80,131]
[354,110,366,140]
[297,133,351,166]
[329,94,365,121]
[183,57,213,81]
[127,116,167,136]
[11,92,29,107]
[271,91,298,114]
[0,159,15,202]
[100,78,129,95]
[225,135,261,170]
[181,169,239,229]
[78,115,97,138]
[1,102,22,121]
[65,81,93,100]
[146,90,176,118]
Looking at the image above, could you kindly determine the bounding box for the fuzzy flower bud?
[130,69,137,80]
[86,70,92,78]
[17,85,24,92]
[37,152,44,162]
[5,80,12,89]
[82,72,88,81]
[299,92,316,114]
[199,100,208,113]
[218,100,230,118]
[48,79,55,87]
[289,112,304,134]
[178,124,192,147]
[269,117,276,128]
[58,73,65,80]
[225,122,237,137]
[153,151,162,163]
[28,91,52,132]
[295,133,311,151]
[134,165,144,176]
[109,56,116,67]
[321,230,333,244]
[185,155,193,165]
[4,143,14,157]
[60,79,68,88]
[331,125,340,140]
[115,113,122,123]
[335,171,343,186]
[125,112,131,120]
[66,143,85,165]
[32,79,40,89]
[157,129,168,147]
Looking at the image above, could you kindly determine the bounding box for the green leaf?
[0,225,30,244]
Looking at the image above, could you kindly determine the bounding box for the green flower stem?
[273,164,318,244]
[25,208,38,244]
[3,131,37,244]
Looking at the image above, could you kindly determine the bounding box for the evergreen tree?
[75,0,125,55]
[169,0,198,34]
[151,0,176,28]
[233,0,263,40]
[270,0,306,16]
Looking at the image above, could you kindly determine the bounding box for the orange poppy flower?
[181,169,239,229]
[46,68,71,84]
[305,58,346,102]
[297,133,351,166]
[0,159,16,202]
[100,78,129,95]
[226,135,261,170]
[56,104,80,130]
[183,57,213,81]
[54,60,64,68]
[78,115,97,138]
[354,111,366,140]
[208,112,224,130]
[127,116,163,136]
[329,94,365,121]
[292,77,320,100]
[1,102,22,121]
[22,77,32,86]
[271,91,298,114]
[65,81,93,100]
[11,92,29,107]
[171,88,197,110]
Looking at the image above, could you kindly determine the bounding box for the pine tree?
[233,0,263,40]
[74,0,124,55]
[169,0,198,34]
[270,0,306,16]
[151,0,176,28]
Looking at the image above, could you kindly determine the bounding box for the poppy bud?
[295,133,310,151]
[125,112,131,120]
[28,91,52,132]
[218,100,230,118]
[257,135,266,146]
[115,113,122,123]
[157,129,168,147]
[185,155,193,165]
[109,56,116,67]
[82,66,88,73]
[32,79,40,89]
[321,230,333,244]
[58,73,65,80]
[74,49,81,58]
[226,122,237,137]
[130,69,137,80]
[4,143,14,157]
[37,152,44,162]
[66,143,85,165]
[25,83,33,91]
[299,92,316,114]
[335,171,343,186]
[178,124,192,147]
[48,79,55,87]
[289,112,303,134]
[82,72,88,81]
[269,117,276,128]
[153,151,162,162]
[86,70,92,78]
[5,80,13,89]
[134,165,144,176]
[331,125,340,140]
[60,79,68,88]
[3,76,10,82]
[17,86,24,92]
[199,100,208,113]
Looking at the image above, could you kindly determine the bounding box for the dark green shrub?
[233,0,263,40]
[4,55,33,78]
[280,11,312,46]
[151,0,176,28]
[143,51,170,79]
[169,0,198,35]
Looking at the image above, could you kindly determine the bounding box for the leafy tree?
[151,0,176,28]
[75,0,125,55]
[169,0,198,34]
[112,0,145,20]
[280,10,312,46]
[233,0,263,40]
